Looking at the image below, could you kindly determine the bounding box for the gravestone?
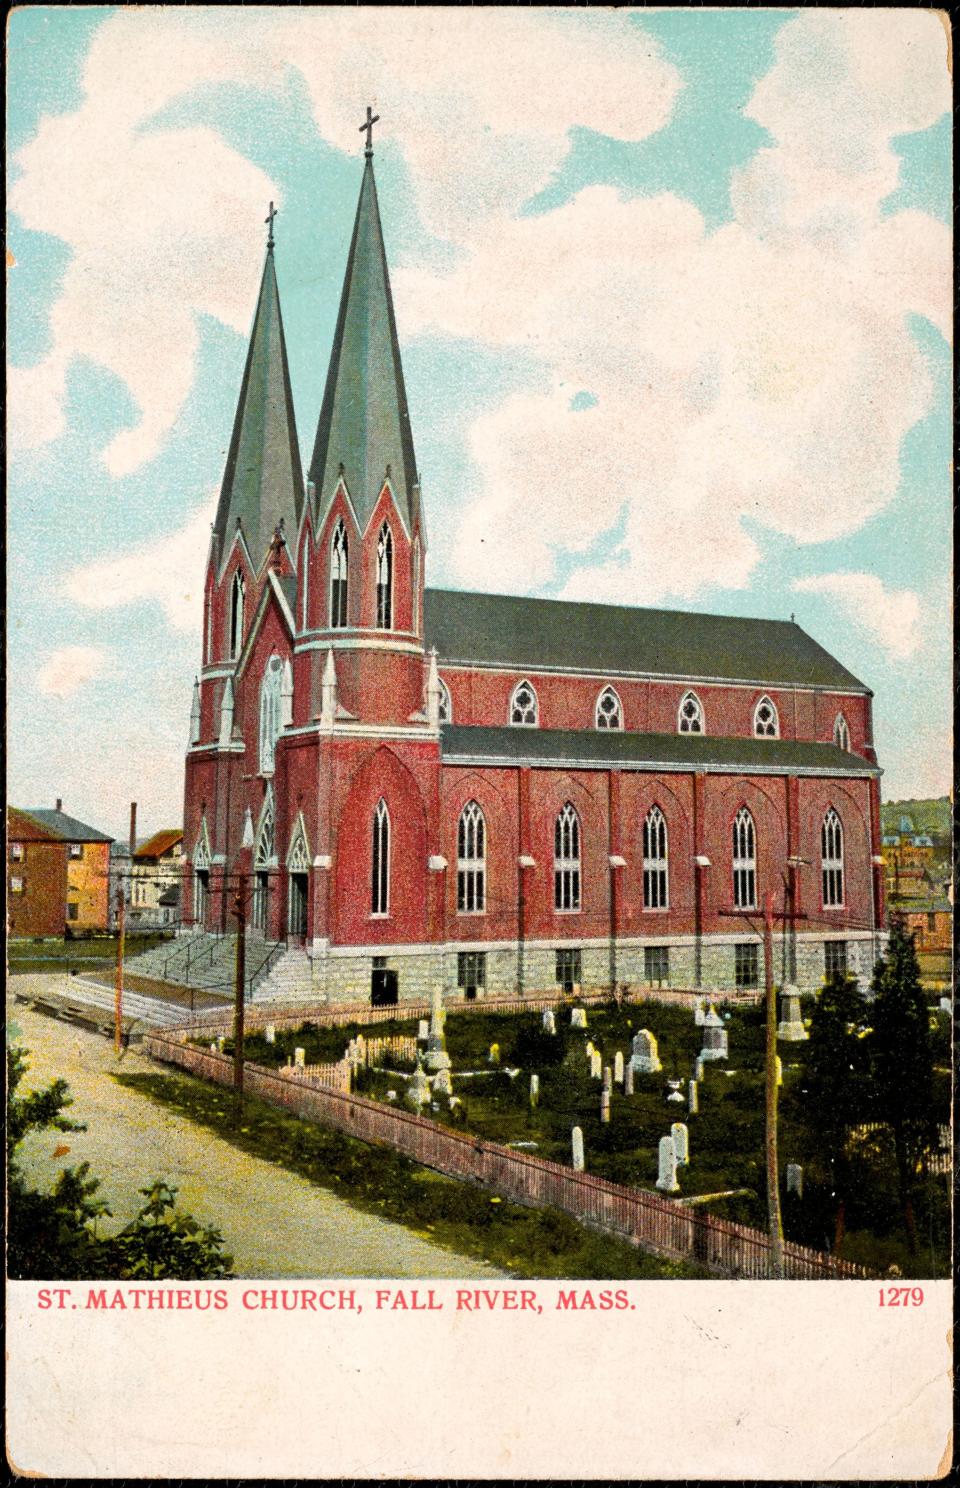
[294,1046,305,1068]
[571,1126,585,1171]
[786,1163,803,1197]
[488,1042,500,1065]
[688,1079,698,1114]
[542,1009,557,1034]
[600,1089,611,1124]
[624,1063,635,1097]
[386,1089,398,1101]
[418,1019,429,1041]
[699,1007,728,1063]
[571,1007,587,1029]
[585,1041,595,1060]
[425,994,452,1072]
[614,1050,624,1085]
[529,1073,539,1108]
[695,1057,705,1082]
[694,997,706,1026]
[671,1121,689,1165]
[406,1059,431,1109]
[432,1067,453,1096]
[216,1036,225,1053]
[776,1055,783,1088]
[603,1065,613,1094]
[209,1043,217,1053]
[591,1050,603,1080]
[656,1134,680,1193]
[939,997,951,1014]
[777,985,808,1042]
[666,1087,685,1104]
[264,1024,276,1044]
[629,1028,662,1075]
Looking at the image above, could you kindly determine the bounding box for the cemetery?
[189,988,951,1276]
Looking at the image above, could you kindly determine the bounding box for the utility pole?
[114,885,126,1055]
[764,888,784,1277]
[232,880,246,1099]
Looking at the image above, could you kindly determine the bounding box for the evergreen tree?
[868,917,936,1254]
[801,972,871,1250]
[7,1044,233,1280]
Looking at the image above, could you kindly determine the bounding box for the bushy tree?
[868,918,937,1253]
[7,1044,233,1280]
[800,972,871,1249]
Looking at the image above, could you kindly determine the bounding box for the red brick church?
[182,130,885,1005]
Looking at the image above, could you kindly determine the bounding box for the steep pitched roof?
[212,247,304,571]
[439,726,878,776]
[133,829,183,861]
[19,808,113,843]
[8,807,66,843]
[424,589,868,692]
[309,157,419,534]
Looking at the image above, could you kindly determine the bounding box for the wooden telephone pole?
[232,882,247,1098]
[763,889,784,1276]
[114,886,126,1054]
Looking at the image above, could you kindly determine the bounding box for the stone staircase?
[252,947,316,1004]
[124,930,286,999]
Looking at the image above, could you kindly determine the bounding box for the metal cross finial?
[359,105,380,157]
[265,201,278,251]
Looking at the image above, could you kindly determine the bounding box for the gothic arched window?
[642,805,669,910]
[412,536,421,633]
[259,655,284,775]
[230,571,245,660]
[834,714,850,751]
[330,520,348,629]
[554,802,581,912]
[301,539,310,629]
[376,522,393,629]
[438,678,452,724]
[510,680,538,727]
[678,691,704,734]
[822,807,844,908]
[596,686,622,730]
[371,798,390,915]
[457,800,486,913]
[754,695,779,737]
[732,807,756,909]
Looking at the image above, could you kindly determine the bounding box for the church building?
[182,124,886,1005]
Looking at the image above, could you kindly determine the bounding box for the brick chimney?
[129,802,138,856]
[55,798,62,812]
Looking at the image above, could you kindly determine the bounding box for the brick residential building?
[8,803,113,934]
[182,138,886,1005]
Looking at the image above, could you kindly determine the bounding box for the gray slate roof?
[424,588,868,691]
[309,158,419,534]
[21,809,114,843]
[213,248,304,570]
[440,726,878,775]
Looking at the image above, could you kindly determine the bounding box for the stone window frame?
[753,694,779,738]
[732,807,757,909]
[554,801,582,913]
[330,519,349,629]
[229,569,245,660]
[678,690,704,734]
[595,685,623,730]
[644,944,669,985]
[10,842,24,862]
[821,807,845,908]
[456,800,486,915]
[734,941,759,988]
[371,797,390,917]
[555,946,582,991]
[824,939,847,980]
[642,805,669,911]
[457,949,486,999]
[437,678,452,724]
[509,679,539,727]
[375,521,393,630]
[833,713,850,751]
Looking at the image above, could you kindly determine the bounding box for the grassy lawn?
[207,997,952,1277]
[115,1068,700,1279]
[9,933,172,973]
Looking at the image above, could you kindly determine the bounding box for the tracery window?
[596,686,622,729]
[457,800,486,913]
[371,798,390,914]
[754,695,779,738]
[230,571,245,660]
[834,714,850,751]
[259,655,284,774]
[438,678,452,724]
[554,802,581,912]
[678,691,703,734]
[822,807,844,908]
[732,807,757,909]
[330,520,348,628]
[510,680,538,727]
[642,805,669,910]
[376,522,393,629]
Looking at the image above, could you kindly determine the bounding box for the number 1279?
[879,1286,924,1306]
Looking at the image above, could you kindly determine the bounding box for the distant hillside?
[881,796,952,839]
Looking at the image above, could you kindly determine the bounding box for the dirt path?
[9,985,503,1279]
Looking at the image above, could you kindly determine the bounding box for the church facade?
[182,139,886,1004]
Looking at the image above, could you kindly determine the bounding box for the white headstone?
[939,997,951,1014]
[694,997,706,1026]
[777,986,808,1042]
[671,1121,689,1165]
[629,1028,662,1074]
[542,1009,557,1034]
[432,1067,453,1096]
[294,1046,305,1068]
[614,1050,625,1085]
[656,1134,680,1193]
[699,1007,728,1062]
[406,1060,431,1109]
[571,1007,587,1029]
[624,1063,635,1097]
[776,1055,783,1088]
[209,1042,217,1053]
[688,1079,699,1115]
[418,1019,429,1041]
[600,1089,611,1124]
[264,1024,276,1044]
[603,1065,613,1093]
[667,1089,685,1104]
[529,1073,539,1108]
[386,1089,398,1101]
[585,1041,595,1060]
[571,1126,585,1171]
[488,1042,500,1065]
[786,1162,803,1197]
[695,1057,705,1082]
[591,1050,603,1080]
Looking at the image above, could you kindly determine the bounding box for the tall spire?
[309,139,419,535]
[212,221,304,570]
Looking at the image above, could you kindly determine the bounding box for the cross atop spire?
[359,105,380,158]
[265,201,278,252]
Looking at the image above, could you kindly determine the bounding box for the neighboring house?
[109,841,132,929]
[180,142,887,1003]
[9,803,114,933]
[129,829,184,926]
[898,899,952,956]
[7,807,69,937]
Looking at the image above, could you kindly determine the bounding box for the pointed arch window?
[371,798,390,915]
[834,714,850,751]
[301,539,310,629]
[732,807,756,908]
[412,536,421,633]
[678,691,704,734]
[330,520,349,629]
[376,522,393,629]
[230,571,245,660]
[754,695,779,738]
[252,794,275,932]
[642,805,669,910]
[259,655,284,775]
[554,802,581,912]
[193,819,211,924]
[510,680,538,727]
[596,686,622,730]
[822,807,844,908]
[457,800,486,913]
[438,678,452,724]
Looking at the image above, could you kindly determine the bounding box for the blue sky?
[7,8,952,838]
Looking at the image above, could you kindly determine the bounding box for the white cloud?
[63,497,217,632]
[792,572,922,660]
[8,9,679,476]
[36,645,108,697]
